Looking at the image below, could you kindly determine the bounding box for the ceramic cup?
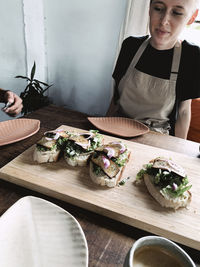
[123,236,196,267]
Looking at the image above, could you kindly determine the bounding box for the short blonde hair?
[150,0,199,10]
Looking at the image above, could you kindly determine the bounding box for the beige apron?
[118,37,182,134]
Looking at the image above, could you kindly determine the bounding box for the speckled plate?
[88,117,149,137]
[0,118,40,146]
[0,196,88,267]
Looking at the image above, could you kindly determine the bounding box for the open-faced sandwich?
[33,129,69,163]
[136,157,192,210]
[63,130,103,167]
[89,141,130,187]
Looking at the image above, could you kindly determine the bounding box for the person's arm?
[0,88,23,116]
[175,99,191,139]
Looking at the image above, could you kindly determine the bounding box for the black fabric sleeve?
[170,42,200,135]
[112,36,149,83]
[177,41,200,101]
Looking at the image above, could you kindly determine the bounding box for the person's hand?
[2,90,23,116]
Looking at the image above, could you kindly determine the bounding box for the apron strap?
[125,36,150,77]
[126,36,182,83]
[170,41,182,82]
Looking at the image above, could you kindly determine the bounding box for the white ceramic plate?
[0,118,40,146]
[0,196,88,267]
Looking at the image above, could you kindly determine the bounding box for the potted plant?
[16,62,52,115]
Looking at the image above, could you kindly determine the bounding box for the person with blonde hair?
[107,0,200,139]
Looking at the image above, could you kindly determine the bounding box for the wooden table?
[0,104,199,267]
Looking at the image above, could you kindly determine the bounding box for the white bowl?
[124,236,195,267]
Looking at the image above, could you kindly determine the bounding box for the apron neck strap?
[128,36,182,83]
[128,36,151,69]
[170,40,182,82]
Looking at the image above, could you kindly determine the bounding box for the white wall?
[0,0,127,121]
[44,0,127,115]
[0,0,26,121]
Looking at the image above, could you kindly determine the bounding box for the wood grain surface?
[1,124,200,251]
[0,105,199,267]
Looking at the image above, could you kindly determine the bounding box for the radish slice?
[172,183,178,191]
[45,137,53,141]
[102,156,110,169]
[53,132,60,140]
[104,147,115,159]
[45,132,60,140]
[111,142,126,154]
[44,129,63,135]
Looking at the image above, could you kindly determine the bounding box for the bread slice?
[33,146,60,163]
[89,148,130,187]
[89,161,124,187]
[64,152,92,167]
[91,154,120,178]
[144,174,192,209]
[63,130,103,167]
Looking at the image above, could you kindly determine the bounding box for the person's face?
[149,0,198,50]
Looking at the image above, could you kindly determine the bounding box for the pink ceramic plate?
[0,118,40,146]
[87,117,149,137]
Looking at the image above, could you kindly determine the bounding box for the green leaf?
[16,61,52,114]
[30,62,36,81]
[33,79,49,86]
[43,84,53,93]
[136,169,146,180]
[33,82,43,92]
[15,75,31,81]
[24,84,31,93]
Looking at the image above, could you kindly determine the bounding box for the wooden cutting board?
[0,125,200,250]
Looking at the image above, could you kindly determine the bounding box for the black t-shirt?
[112,36,200,135]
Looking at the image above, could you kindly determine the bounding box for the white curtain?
[112,0,150,66]
[110,0,150,103]
[119,0,150,45]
